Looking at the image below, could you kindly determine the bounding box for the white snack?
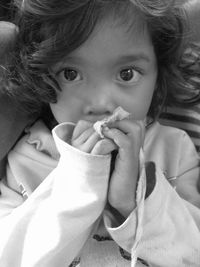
[93,106,131,138]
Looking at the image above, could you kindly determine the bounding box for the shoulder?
[144,122,199,170]
[144,122,199,178]
[145,121,191,146]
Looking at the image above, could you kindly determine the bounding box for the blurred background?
[0,0,12,21]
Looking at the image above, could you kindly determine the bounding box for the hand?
[71,120,117,155]
[102,119,145,218]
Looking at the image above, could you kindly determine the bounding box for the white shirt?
[0,120,199,267]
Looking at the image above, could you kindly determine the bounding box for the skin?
[50,15,158,218]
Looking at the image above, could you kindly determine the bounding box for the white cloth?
[0,120,199,266]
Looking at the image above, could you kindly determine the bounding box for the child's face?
[50,16,158,124]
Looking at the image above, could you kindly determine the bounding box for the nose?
[84,84,116,118]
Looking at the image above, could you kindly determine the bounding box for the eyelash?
[56,68,82,83]
[56,66,143,84]
[117,67,143,83]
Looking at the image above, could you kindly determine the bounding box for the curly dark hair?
[1,0,200,125]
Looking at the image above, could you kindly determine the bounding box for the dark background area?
[0,0,13,21]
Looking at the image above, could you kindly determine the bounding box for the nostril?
[104,111,112,116]
[87,110,93,115]
[88,110,112,116]
[85,107,113,116]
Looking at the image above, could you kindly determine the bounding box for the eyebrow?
[54,52,151,71]
[66,53,151,63]
[115,54,151,64]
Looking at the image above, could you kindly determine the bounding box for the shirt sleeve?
[0,122,111,267]
[104,140,200,267]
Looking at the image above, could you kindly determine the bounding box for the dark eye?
[63,68,81,82]
[117,68,141,83]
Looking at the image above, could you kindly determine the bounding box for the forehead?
[66,14,155,66]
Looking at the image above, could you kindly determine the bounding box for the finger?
[72,120,93,140]
[108,119,145,134]
[72,127,94,147]
[80,131,101,153]
[91,138,117,155]
[102,128,131,155]
[107,119,145,144]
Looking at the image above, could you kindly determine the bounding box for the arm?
[104,132,200,267]
[104,161,200,267]
[0,122,111,267]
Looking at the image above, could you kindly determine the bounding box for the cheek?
[135,73,157,118]
[49,102,70,123]
[49,96,84,124]
[117,86,155,120]
[137,88,155,118]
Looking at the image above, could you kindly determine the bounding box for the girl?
[1,0,200,266]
